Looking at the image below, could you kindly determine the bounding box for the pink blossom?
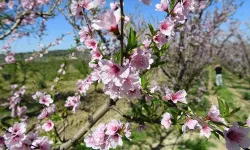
[18,86,26,95]
[172,2,187,24]
[11,84,18,89]
[21,0,35,11]
[24,131,38,145]
[142,39,151,49]
[98,60,129,86]
[3,122,27,149]
[106,120,123,136]
[130,48,154,70]
[5,55,15,63]
[84,120,130,149]
[0,136,5,149]
[92,9,120,33]
[106,134,123,149]
[0,2,6,10]
[224,122,250,150]
[153,32,168,48]
[124,123,131,139]
[85,38,98,49]
[182,118,198,133]
[91,48,103,61]
[77,73,96,95]
[183,0,195,11]
[121,72,141,92]
[37,0,49,5]
[161,112,172,129]
[8,0,14,9]
[70,0,82,18]
[104,83,122,99]
[207,104,225,123]
[31,136,52,150]
[84,135,97,149]
[125,87,142,100]
[17,106,27,117]
[65,95,81,113]
[110,2,119,10]
[38,109,49,120]
[39,94,53,107]
[79,27,91,42]
[42,120,54,132]
[79,0,104,10]
[79,0,93,10]
[84,123,106,149]
[150,85,158,94]
[155,0,169,11]
[199,125,211,138]
[124,16,130,23]
[164,89,187,104]
[247,115,250,127]
[159,17,175,36]
[38,104,56,120]
[145,94,153,102]
[139,0,151,5]
[32,91,44,100]
[8,122,26,134]
[3,19,12,25]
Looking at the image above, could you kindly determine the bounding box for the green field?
[1,50,250,150]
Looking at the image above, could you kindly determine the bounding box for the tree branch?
[58,99,118,150]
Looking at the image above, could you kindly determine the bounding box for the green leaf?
[113,51,122,64]
[126,27,137,52]
[141,75,148,89]
[51,114,62,122]
[230,107,240,115]
[217,97,225,116]
[148,24,155,36]
[224,101,230,116]
[170,0,176,11]
[238,121,246,126]
[211,131,220,139]
[142,103,151,116]
[160,43,170,56]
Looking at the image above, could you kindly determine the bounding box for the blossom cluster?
[161,101,250,149]
[32,92,56,132]
[84,120,131,149]
[8,85,27,118]
[161,103,223,137]
[0,0,49,13]
[3,122,52,149]
[32,91,53,107]
[66,1,157,112]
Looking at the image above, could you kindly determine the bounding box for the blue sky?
[0,0,249,53]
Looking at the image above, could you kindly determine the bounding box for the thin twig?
[120,0,125,66]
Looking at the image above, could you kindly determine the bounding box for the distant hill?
[0,49,90,63]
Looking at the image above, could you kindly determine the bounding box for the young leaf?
[230,107,240,115]
[141,75,148,89]
[170,0,176,11]
[224,101,230,116]
[211,131,220,139]
[160,43,170,56]
[148,24,156,36]
[126,27,137,52]
[217,97,225,116]
[114,51,122,64]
